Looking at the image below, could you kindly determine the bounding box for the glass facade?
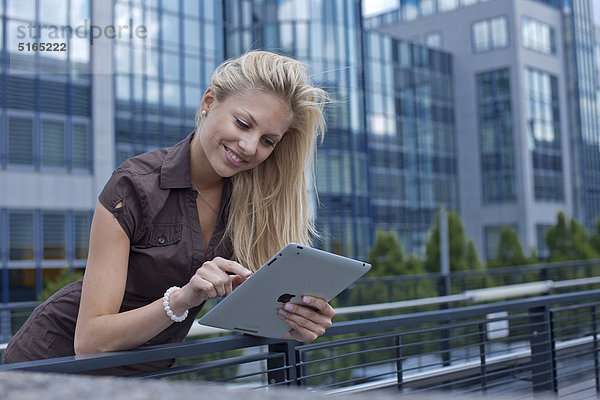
[365,32,456,254]
[1,1,93,301]
[564,0,600,231]
[524,68,563,202]
[1,0,92,171]
[1,209,91,302]
[113,0,224,165]
[522,17,556,54]
[472,16,509,53]
[477,68,516,204]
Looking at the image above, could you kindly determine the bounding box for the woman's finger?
[212,257,252,277]
[279,316,319,342]
[299,296,335,319]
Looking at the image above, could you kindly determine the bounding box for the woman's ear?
[200,87,216,112]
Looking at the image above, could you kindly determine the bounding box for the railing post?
[592,305,600,394]
[267,341,297,386]
[528,306,556,393]
[438,277,451,367]
[478,323,487,393]
[395,335,403,391]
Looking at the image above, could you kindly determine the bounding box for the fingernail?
[303,296,310,304]
[278,309,288,316]
[284,303,293,311]
[243,269,252,276]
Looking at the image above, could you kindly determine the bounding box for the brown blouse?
[2,133,233,375]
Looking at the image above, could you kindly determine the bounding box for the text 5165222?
[18,43,67,52]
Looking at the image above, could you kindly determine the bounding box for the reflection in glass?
[7,0,35,20]
[40,0,67,24]
[162,53,179,82]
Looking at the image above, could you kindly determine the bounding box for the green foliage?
[592,218,600,255]
[466,240,483,270]
[38,268,83,302]
[425,210,469,272]
[545,211,598,262]
[487,226,534,268]
[367,230,404,277]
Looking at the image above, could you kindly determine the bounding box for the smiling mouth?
[225,146,245,164]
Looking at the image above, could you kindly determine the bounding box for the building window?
[425,32,442,49]
[472,17,508,53]
[74,212,91,260]
[9,211,35,260]
[477,68,516,204]
[522,17,556,54]
[72,121,90,170]
[41,119,66,168]
[524,68,563,202]
[42,212,66,260]
[8,115,34,166]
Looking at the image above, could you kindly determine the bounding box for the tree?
[39,267,83,302]
[367,230,405,277]
[425,210,469,272]
[487,226,531,268]
[545,211,598,262]
[466,240,483,270]
[591,218,600,255]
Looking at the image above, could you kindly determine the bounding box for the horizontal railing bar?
[324,333,600,395]
[134,351,280,379]
[324,289,600,337]
[0,301,39,311]
[0,335,281,373]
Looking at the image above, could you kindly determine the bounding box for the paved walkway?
[0,370,560,400]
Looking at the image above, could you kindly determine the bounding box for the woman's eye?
[263,137,276,147]
[235,118,249,129]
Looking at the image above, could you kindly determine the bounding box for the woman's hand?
[278,296,335,342]
[170,257,252,313]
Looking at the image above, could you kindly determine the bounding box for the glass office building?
[0,0,93,303]
[369,0,600,259]
[364,31,456,254]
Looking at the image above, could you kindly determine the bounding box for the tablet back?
[198,243,371,338]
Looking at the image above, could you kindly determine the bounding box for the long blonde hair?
[196,51,328,271]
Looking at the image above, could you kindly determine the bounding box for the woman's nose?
[239,134,259,157]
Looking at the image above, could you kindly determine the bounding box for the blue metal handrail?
[2,289,600,397]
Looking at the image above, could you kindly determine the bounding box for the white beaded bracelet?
[163,286,189,323]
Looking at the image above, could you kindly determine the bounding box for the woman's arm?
[74,202,251,355]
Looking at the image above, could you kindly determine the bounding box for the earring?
[201,110,207,117]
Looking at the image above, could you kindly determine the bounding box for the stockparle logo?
[16,19,147,45]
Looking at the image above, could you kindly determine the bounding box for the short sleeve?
[98,168,143,240]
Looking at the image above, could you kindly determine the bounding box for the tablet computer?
[198,243,371,338]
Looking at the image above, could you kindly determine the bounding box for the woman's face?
[198,88,292,178]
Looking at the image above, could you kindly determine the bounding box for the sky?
[362,0,398,17]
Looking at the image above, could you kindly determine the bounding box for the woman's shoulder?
[117,147,170,177]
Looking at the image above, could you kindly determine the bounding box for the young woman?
[3,51,334,374]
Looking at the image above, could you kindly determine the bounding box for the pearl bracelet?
[163,286,189,323]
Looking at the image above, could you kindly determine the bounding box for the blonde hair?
[196,51,328,271]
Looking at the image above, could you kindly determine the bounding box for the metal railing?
[2,289,600,397]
